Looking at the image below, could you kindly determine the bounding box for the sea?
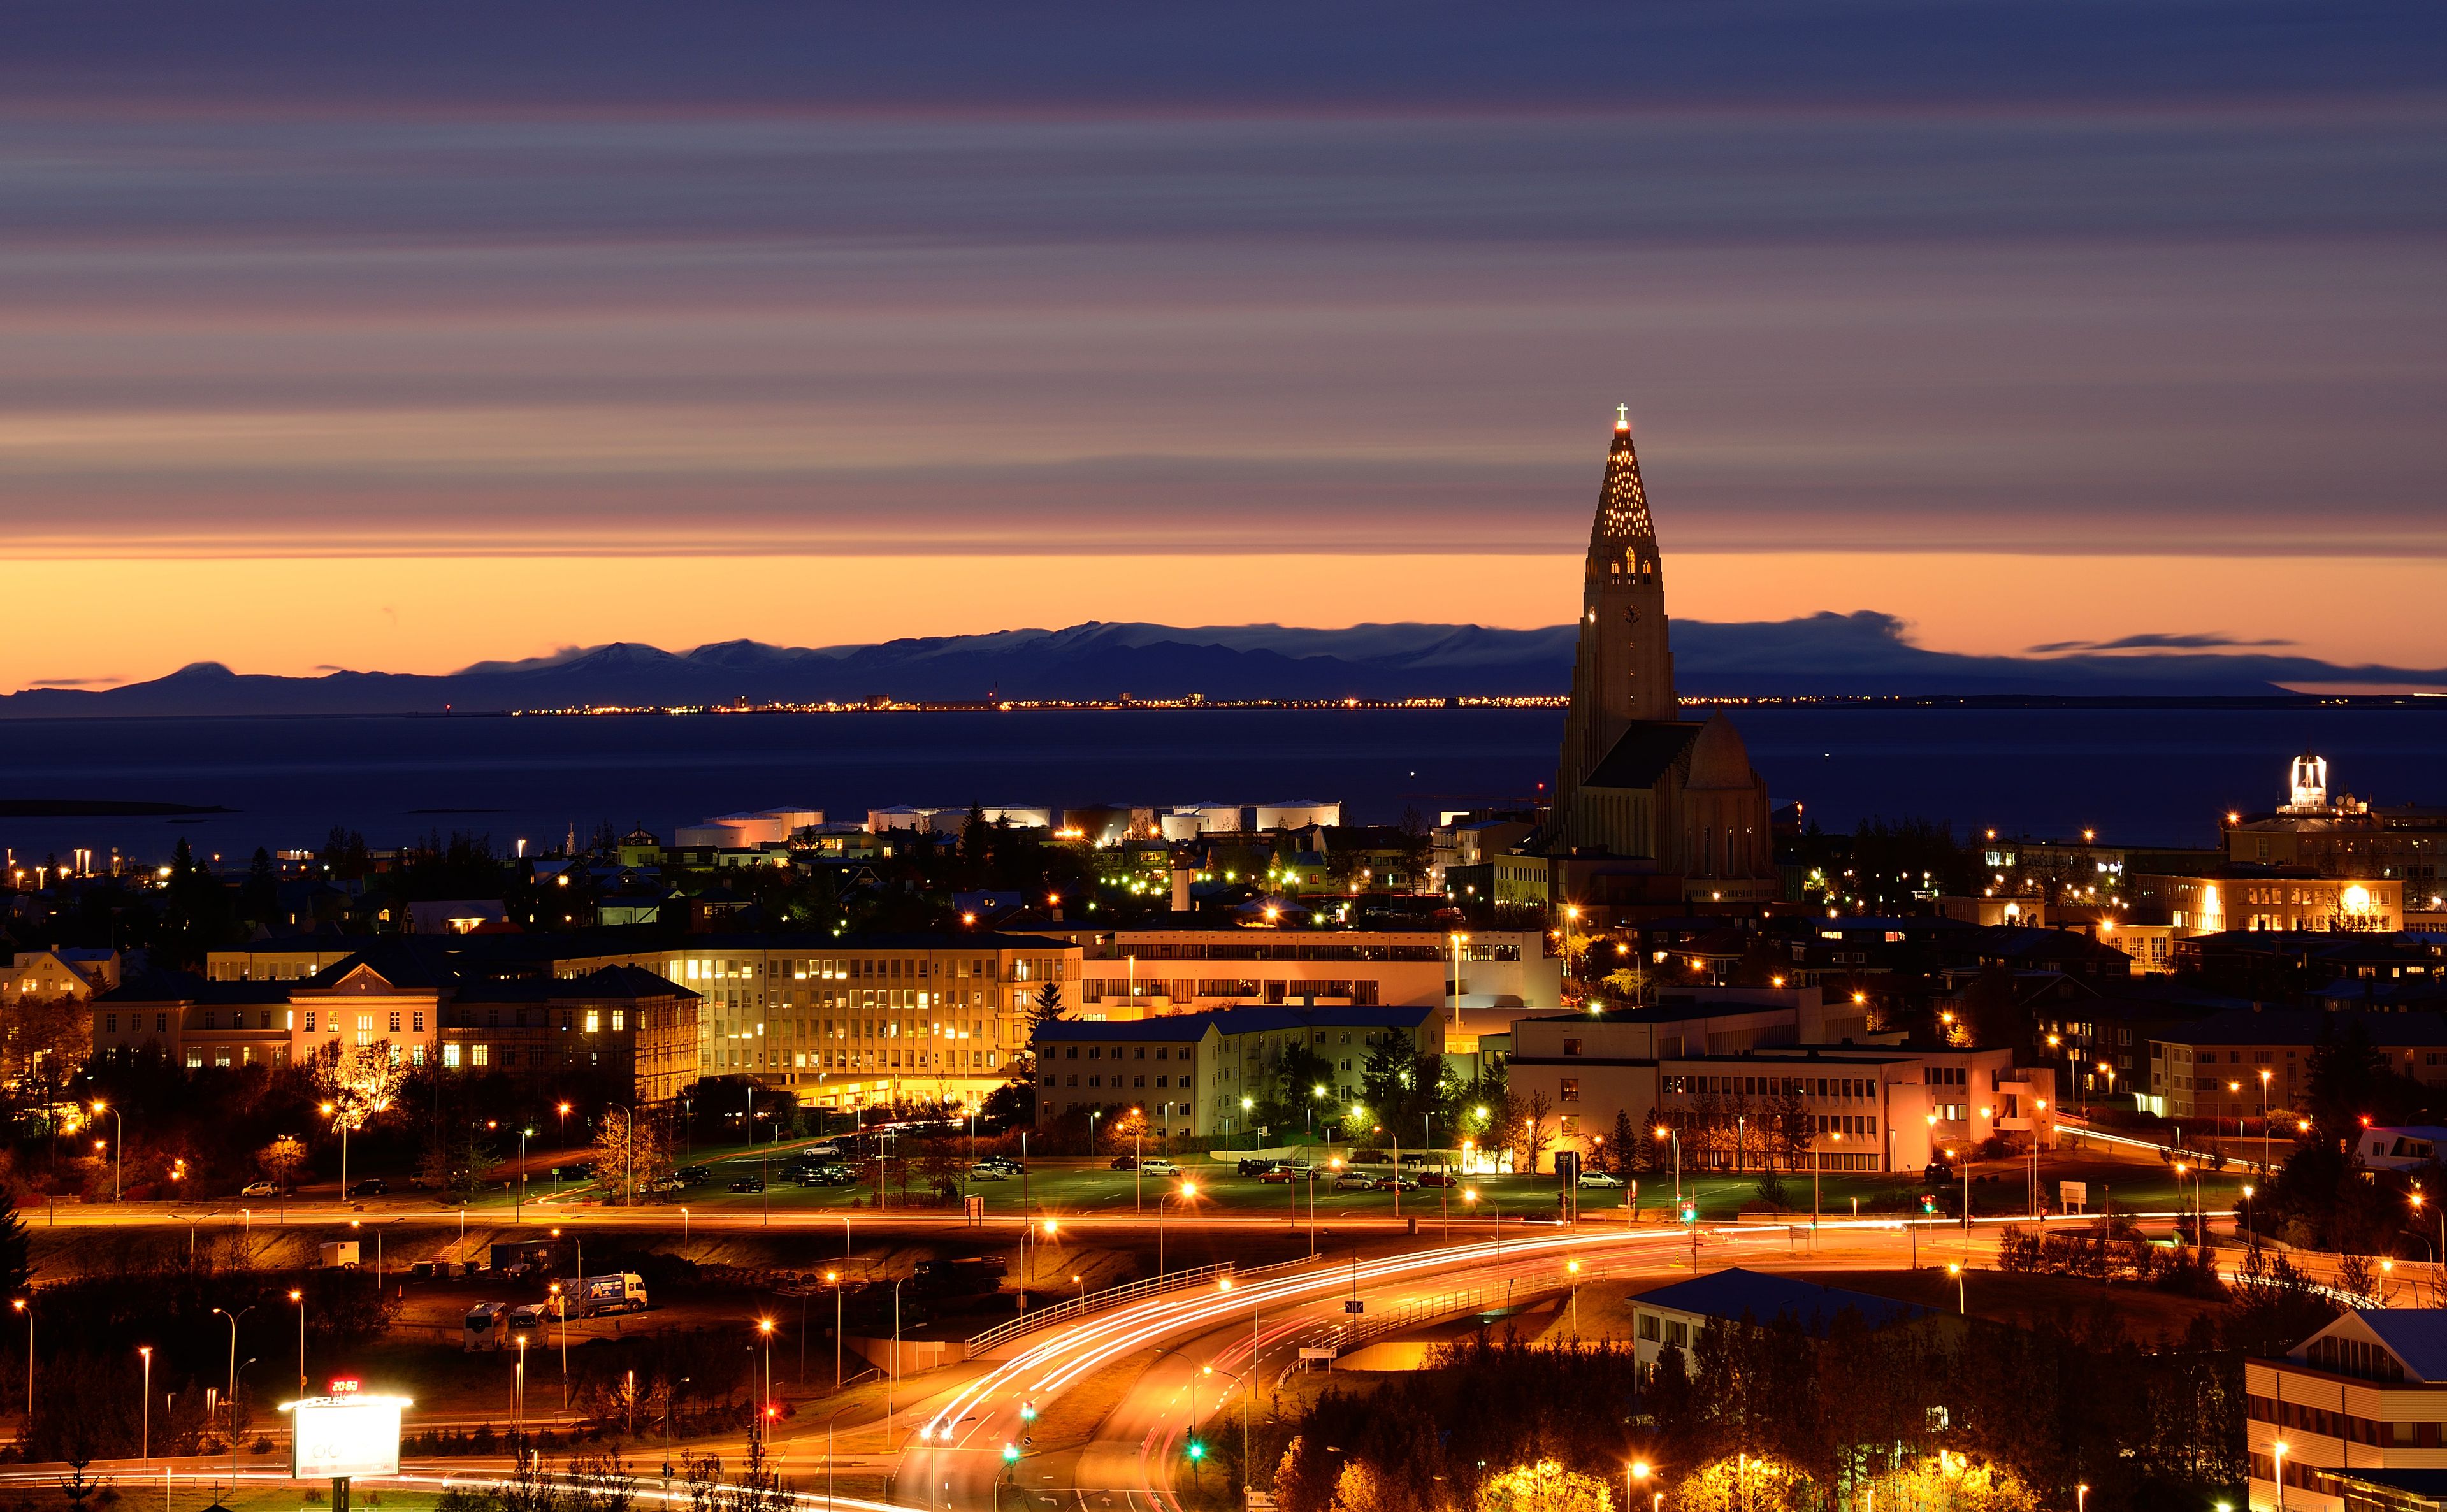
[0,704,2443,867]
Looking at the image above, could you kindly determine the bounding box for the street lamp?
[10,1299,26,1422]
[1628,1461,1650,1512]
[289,1288,307,1400]
[138,1345,152,1465]
[319,1100,350,1197]
[2259,1069,2275,1174]
[1158,1183,1199,1275]
[756,1317,775,1441]
[212,1305,255,1435]
[1654,1125,1681,1209]
[92,1102,122,1201]
[1947,1262,1965,1315]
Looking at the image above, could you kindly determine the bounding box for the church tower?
[1554,408,1678,817]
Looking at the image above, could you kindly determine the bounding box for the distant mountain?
[5,614,2441,718]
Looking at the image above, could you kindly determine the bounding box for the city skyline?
[3,3,2443,689]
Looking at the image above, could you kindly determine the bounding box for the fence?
[967,1256,1312,1353]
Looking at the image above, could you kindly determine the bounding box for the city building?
[2247,1309,2447,1508]
[559,930,1080,1112]
[2131,867,2403,935]
[94,953,698,1103]
[1505,990,2052,1172]
[1030,1000,1446,1139]
[5,947,120,1002]
[2225,755,2447,912]
[1627,1269,1946,1377]
[1052,925,1560,1024]
[1543,414,1777,907]
[2147,1009,2447,1122]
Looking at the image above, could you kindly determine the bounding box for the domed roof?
[1685,711,1756,790]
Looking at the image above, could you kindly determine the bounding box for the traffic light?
[1021,1401,1037,1422]
[1921,1194,1937,1214]
[1678,1202,1696,1223]
[1187,1441,1206,1462]
[1002,1443,1020,1464]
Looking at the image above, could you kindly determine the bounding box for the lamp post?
[212,1306,255,1434]
[756,1318,774,1442]
[289,1288,307,1400]
[138,1345,152,1465]
[826,1269,844,1390]
[2271,1443,2287,1511]
[2260,1069,2275,1175]
[514,1333,528,1432]
[1159,1183,1199,1275]
[2029,1100,2047,1218]
[517,1127,533,1220]
[1947,1262,1965,1315]
[1654,1125,1681,1209]
[93,1102,122,1201]
[11,1299,29,1422]
[319,1100,350,1198]
[1566,1258,1582,1337]
[1628,1462,1650,1512]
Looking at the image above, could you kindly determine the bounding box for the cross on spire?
[1615,403,1629,430]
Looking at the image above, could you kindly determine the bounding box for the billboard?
[286,1392,408,1480]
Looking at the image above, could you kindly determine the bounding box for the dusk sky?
[4,2,2443,690]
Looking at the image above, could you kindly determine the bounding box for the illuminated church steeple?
[1554,408,1678,816]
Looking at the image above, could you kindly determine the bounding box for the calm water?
[0,705,2441,864]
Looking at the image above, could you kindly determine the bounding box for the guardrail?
[967,1256,1313,1353]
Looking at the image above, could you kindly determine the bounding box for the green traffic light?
[1187,1442,1206,1461]
[1002,1444,1020,1463]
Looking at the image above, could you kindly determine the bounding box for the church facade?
[1545,413,1778,905]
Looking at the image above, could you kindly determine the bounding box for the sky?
[3,1,2443,690]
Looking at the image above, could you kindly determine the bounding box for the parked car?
[976,1155,1023,1175]
[1236,1158,1280,1177]
[962,1164,1009,1183]
[1381,1176,1420,1191]
[1417,1171,1457,1188]
[346,1177,387,1197]
[242,1179,278,1197]
[1577,1172,1626,1189]
[1141,1158,1178,1176]
[1255,1166,1299,1184]
[1279,1158,1315,1174]
[677,1165,712,1186]
[1334,1171,1379,1191]
[729,1176,766,1193]
[647,1175,686,1194]
[1109,1155,1137,1170]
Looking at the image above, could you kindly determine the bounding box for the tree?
[1027,981,1067,1034]
[240,847,281,924]
[1508,1089,1554,1173]
[0,1188,30,1299]
[312,1040,408,1128]
[1610,1109,1643,1177]
[1763,1084,1812,1172]
[2,995,90,1113]
[592,1107,674,1206]
[258,1135,307,1193]
[1600,967,1652,1008]
[1475,1459,1612,1512]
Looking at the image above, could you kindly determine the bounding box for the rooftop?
[1631,1268,1929,1336]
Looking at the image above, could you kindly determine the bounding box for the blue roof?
[2353,1311,2447,1382]
[1633,1267,1928,1336]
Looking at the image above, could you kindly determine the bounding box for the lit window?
[585,1010,602,1034]
[472,1044,490,1067]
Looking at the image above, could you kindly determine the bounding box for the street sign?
[1343,1299,1364,1314]
[2060,1180,2088,1213]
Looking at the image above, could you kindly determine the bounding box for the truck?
[575,1272,650,1316]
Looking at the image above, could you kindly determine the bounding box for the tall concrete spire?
[1554,410,1678,819]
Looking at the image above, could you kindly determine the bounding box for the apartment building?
[7,947,122,1002]
[1506,992,2051,1174]
[561,931,1082,1114]
[2149,1009,2447,1122]
[2247,1309,2447,1509]
[1030,1001,1445,1139]
[1051,926,1561,1022]
[95,952,698,1105]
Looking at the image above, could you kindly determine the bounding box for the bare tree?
[1508,1089,1555,1173]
